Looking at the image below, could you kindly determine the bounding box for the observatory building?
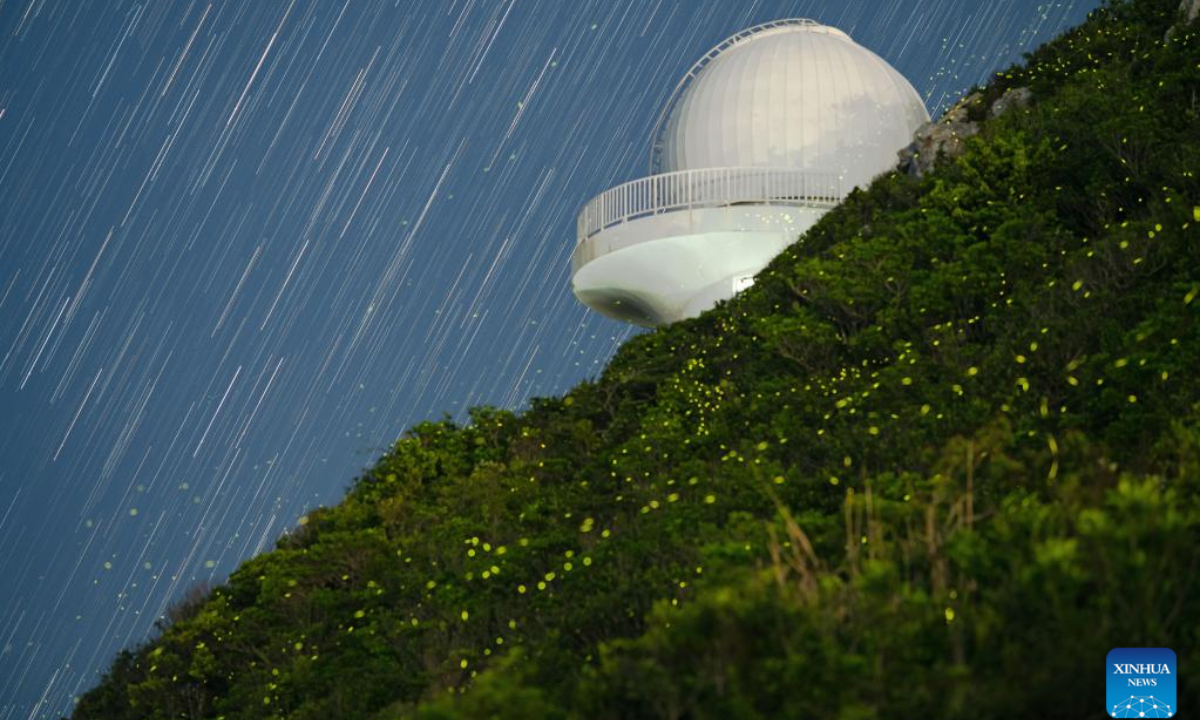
[571,19,929,326]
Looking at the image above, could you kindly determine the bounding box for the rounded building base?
[571,204,825,326]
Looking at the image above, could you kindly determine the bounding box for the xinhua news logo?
[1107,648,1176,718]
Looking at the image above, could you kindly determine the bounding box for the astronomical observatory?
[571,19,929,326]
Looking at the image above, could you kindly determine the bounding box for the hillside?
[72,1,1200,717]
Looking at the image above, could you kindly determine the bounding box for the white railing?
[576,167,844,242]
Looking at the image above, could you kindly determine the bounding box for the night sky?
[0,0,1097,715]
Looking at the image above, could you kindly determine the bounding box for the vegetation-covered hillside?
[73,1,1200,717]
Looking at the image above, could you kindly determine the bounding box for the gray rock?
[1166,0,1199,39]
[1185,0,1200,23]
[897,92,983,178]
[990,86,1032,118]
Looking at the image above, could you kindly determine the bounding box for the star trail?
[0,0,1096,716]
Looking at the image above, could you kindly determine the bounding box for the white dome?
[654,19,930,192]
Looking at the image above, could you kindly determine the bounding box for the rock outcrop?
[1184,0,1200,23]
[897,86,1033,178]
[896,92,982,177]
[1166,0,1199,39]
[990,86,1033,118]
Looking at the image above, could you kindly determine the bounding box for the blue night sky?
[0,0,1098,716]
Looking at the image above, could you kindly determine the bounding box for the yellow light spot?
[461,610,469,621]
[945,607,955,623]
[829,476,840,486]
[966,367,978,377]
[704,494,716,504]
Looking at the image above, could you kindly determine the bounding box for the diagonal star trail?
[0,1,1096,716]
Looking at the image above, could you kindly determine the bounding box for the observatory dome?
[572,18,929,327]
[655,19,929,192]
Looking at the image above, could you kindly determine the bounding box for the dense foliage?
[72,1,1200,717]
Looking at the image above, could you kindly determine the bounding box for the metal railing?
[576,167,844,242]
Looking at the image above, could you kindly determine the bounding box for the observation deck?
[571,167,844,326]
